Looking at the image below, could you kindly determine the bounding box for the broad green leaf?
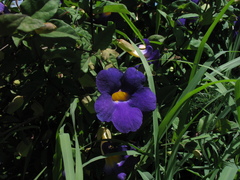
[43,49,79,62]
[93,2,130,14]
[218,161,238,180]
[92,24,115,50]
[39,19,79,40]
[0,14,44,36]
[4,95,24,114]
[187,39,214,56]
[137,170,154,180]
[21,0,60,21]
[17,16,45,32]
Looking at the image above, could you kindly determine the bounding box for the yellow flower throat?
[112,90,130,101]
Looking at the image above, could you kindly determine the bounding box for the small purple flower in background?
[233,16,240,38]
[97,127,139,180]
[176,18,187,26]
[94,67,156,133]
[176,0,200,26]
[191,0,200,4]
[136,39,160,63]
[117,39,160,67]
[101,142,139,180]
[0,2,10,14]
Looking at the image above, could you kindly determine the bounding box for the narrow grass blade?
[189,0,235,81]
[34,166,47,180]
[59,132,75,180]
[157,79,237,142]
[235,79,240,125]
[119,13,143,42]
[130,40,160,179]
[70,98,84,180]
[82,150,141,168]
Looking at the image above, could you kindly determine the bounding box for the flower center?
[112,90,130,101]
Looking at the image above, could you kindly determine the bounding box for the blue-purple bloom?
[128,39,160,67]
[233,16,240,38]
[0,2,10,14]
[101,141,139,180]
[191,0,200,4]
[94,67,156,133]
[138,39,160,62]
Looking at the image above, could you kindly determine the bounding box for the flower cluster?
[94,67,156,133]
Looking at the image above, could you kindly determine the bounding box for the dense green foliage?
[1,0,240,179]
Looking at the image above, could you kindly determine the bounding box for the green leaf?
[0,14,44,36]
[137,169,154,180]
[93,2,130,14]
[20,0,60,21]
[187,39,214,56]
[92,24,115,50]
[39,19,80,40]
[43,49,79,62]
[17,16,45,32]
[218,161,238,180]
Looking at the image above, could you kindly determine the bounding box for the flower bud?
[97,127,112,140]
[4,95,24,114]
[35,22,57,34]
[81,95,95,113]
[116,39,135,52]
[193,149,202,159]
[13,79,20,86]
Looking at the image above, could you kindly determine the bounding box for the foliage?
[1,0,240,179]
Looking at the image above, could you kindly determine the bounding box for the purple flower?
[117,39,160,67]
[101,141,139,180]
[94,67,156,133]
[191,0,200,4]
[233,16,240,38]
[128,39,160,68]
[139,39,160,61]
[176,16,198,26]
[176,18,187,26]
[0,2,10,14]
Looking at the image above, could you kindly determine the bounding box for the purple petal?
[96,68,123,94]
[111,102,143,133]
[147,49,160,61]
[0,3,5,12]
[143,38,150,45]
[177,18,187,26]
[121,67,145,94]
[129,87,156,112]
[191,0,199,4]
[94,94,115,122]
[117,172,126,180]
[0,3,10,14]
[141,45,153,58]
